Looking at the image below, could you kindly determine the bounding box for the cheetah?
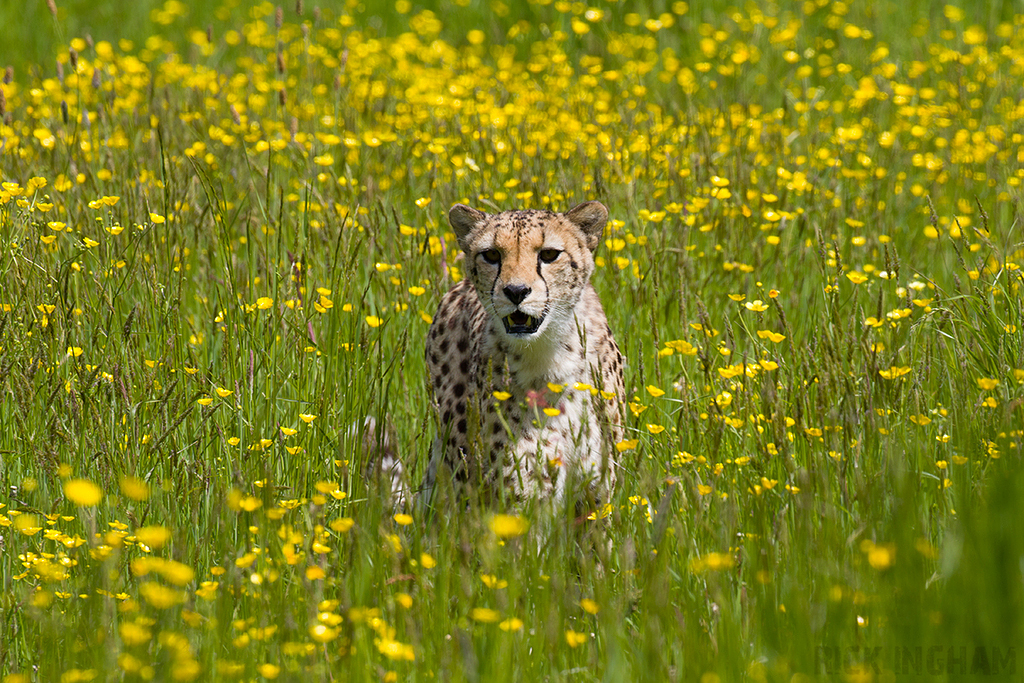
[423,201,625,503]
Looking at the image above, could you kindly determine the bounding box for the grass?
[2,0,1024,680]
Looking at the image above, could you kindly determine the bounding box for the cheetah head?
[448,201,608,342]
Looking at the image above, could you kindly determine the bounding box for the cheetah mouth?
[503,310,542,335]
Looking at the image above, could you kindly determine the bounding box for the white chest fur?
[482,318,612,498]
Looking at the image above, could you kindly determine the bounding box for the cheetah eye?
[480,249,501,264]
[538,249,561,264]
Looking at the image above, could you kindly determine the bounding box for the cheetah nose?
[503,284,531,305]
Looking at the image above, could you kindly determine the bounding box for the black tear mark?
[537,256,547,296]
[489,258,502,305]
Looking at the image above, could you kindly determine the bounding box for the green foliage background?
[1,0,1023,681]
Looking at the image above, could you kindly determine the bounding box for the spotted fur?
[423,201,625,502]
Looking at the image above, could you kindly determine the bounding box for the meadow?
[2,0,1024,680]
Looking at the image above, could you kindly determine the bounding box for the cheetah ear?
[565,201,609,250]
[449,204,487,252]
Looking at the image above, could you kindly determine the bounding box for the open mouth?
[503,310,543,335]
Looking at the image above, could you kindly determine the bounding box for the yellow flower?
[645,385,665,397]
[580,599,600,614]
[66,346,84,357]
[149,212,166,224]
[664,339,697,355]
[159,560,196,586]
[691,552,735,572]
[879,366,911,380]
[420,553,437,568]
[394,513,413,526]
[257,664,280,679]
[864,542,894,570]
[299,413,317,423]
[615,439,638,452]
[330,518,355,533]
[489,514,529,538]
[493,391,512,401]
[14,514,43,535]
[565,630,588,647]
[481,574,508,589]
[256,297,273,309]
[977,378,999,390]
[744,300,768,312]
[139,582,185,609]
[646,424,665,434]
[83,237,99,248]
[135,525,171,549]
[309,624,338,643]
[542,407,561,417]
[845,271,868,284]
[197,397,214,406]
[216,387,233,398]
[499,617,524,631]
[366,315,383,328]
[119,621,153,646]
[377,639,415,661]
[756,330,786,343]
[64,479,103,506]
[471,608,501,623]
[120,476,151,501]
[280,426,296,436]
